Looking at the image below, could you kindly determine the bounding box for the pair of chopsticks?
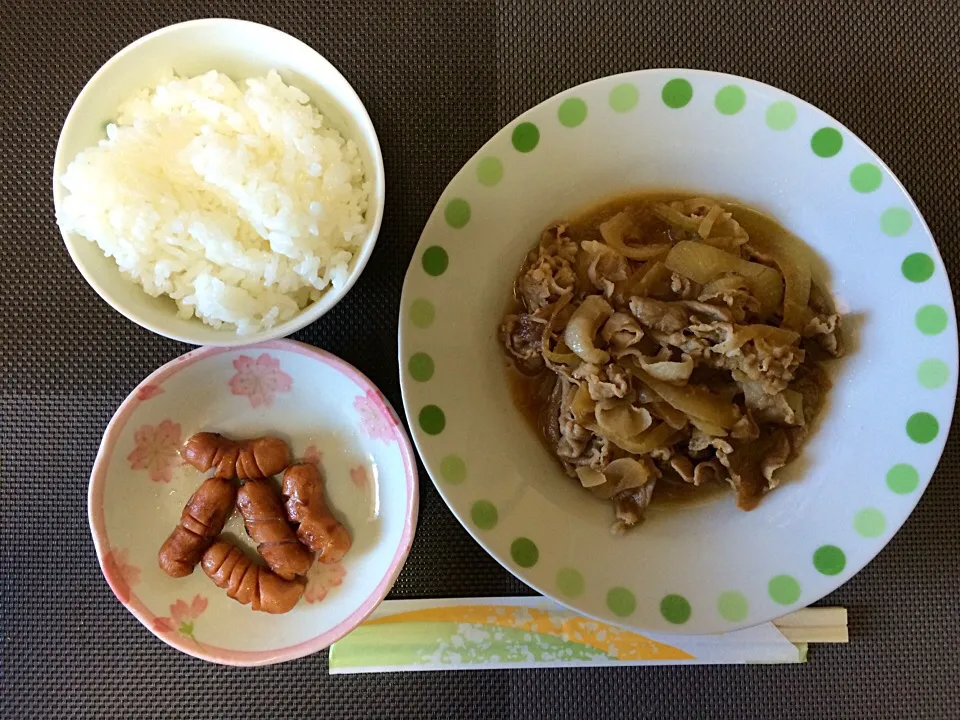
[773,608,848,644]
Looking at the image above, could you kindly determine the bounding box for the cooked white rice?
[57,70,371,334]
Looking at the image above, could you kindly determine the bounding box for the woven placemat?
[2,1,958,718]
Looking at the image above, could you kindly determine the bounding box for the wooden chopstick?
[772,607,848,643]
[776,626,849,643]
[774,608,847,628]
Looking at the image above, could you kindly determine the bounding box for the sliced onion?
[589,458,658,500]
[564,295,613,364]
[625,421,679,454]
[570,383,597,425]
[690,416,729,437]
[541,292,579,364]
[593,420,677,455]
[599,212,673,260]
[783,389,805,426]
[650,400,689,430]
[664,241,783,316]
[595,399,653,438]
[575,466,607,488]
[635,368,740,429]
[639,353,694,385]
[632,261,671,297]
[745,232,812,330]
[697,204,724,239]
[651,203,701,233]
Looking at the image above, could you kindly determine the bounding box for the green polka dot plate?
[399,70,957,633]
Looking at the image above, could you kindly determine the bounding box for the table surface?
[3,1,959,718]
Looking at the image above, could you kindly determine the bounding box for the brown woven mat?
[2,1,959,718]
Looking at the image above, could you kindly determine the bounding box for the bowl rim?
[88,339,419,665]
[52,18,386,347]
[398,67,959,635]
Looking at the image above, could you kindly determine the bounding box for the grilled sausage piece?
[282,463,352,564]
[236,480,314,580]
[201,540,305,614]
[158,476,237,577]
[182,432,290,480]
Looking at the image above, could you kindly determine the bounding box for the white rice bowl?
[57,70,371,334]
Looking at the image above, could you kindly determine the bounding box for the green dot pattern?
[406,78,948,620]
[765,101,797,130]
[477,156,503,187]
[768,575,801,605]
[915,305,948,335]
[810,128,843,158]
[662,78,693,108]
[918,359,949,389]
[510,537,539,568]
[906,412,939,444]
[422,246,448,276]
[714,85,746,115]
[558,98,587,127]
[512,122,540,153]
[717,591,749,622]
[407,352,434,382]
[902,253,934,283]
[813,545,846,576]
[850,163,883,193]
[418,405,445,435]
[880,207,912,237]
[606,587,636,617]
[854,508,887,538]
[556,568,585,598]
[886,464,919,494]
[470,500,498,530]
[409,299,435,328]
[444,198,471,229]
[439,454,466,484]
[609,83,639,113]
[660,594,692,625]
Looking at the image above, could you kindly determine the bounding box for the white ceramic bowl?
[53,19,385,346]
[89,340,418,665]
[400,69,957,634]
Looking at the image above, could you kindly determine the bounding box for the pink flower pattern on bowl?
[153,594,208,645]
[229,354,292,409]
[353,389,397,444]
[302,444,324,470]
[350,464,369,491]
[304,562,347,603]
[103,547,141,603]
[136,384,164,401]
[90,340,419,666]
[127,419,182,483]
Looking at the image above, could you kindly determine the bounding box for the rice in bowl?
[57,70,371,334]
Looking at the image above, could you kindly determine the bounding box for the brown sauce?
[503,191,798,509]
[565,191,788,249]
[505,360,550,431]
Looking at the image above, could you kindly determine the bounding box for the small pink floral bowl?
[88,340,418,665]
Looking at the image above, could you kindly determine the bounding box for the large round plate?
[89,340,418,664]
[399,69,957,633]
